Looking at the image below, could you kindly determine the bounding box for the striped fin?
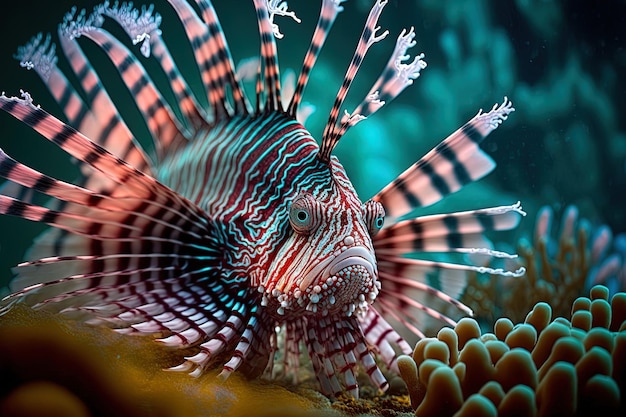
[376,259,474,335]
[372,203,526,339]
[287,0,345,115]
[324,27,428,147]
[0,91,268,379]
[61,9,190,161]
[220,309,275,378]
[303,315,387,398]
[0,93,187,203]
[168,295,274,379]
[105,283,272,380]
[254,0,282,111]
[276,320,305,383]
[252,0,301,112]
[359,306,412,370]
[13,29,139,256]
[0,147,204,226]
[191,0,249,115]
[374,98,515,220]
[4,272,269,379]
[101,2,210,132]
[58,12,155,175]
[0,92,217,283]
[374,203,525,255]
[15,32,152,179]
[319,0,389,163]
[351,27,427,119]
[164,0,248,119]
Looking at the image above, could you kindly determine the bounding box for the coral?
[463,205,625,326]
[0,306,333,417]
[398,285,626,417]
[1,284,624,417]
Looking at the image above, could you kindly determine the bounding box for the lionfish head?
[263,160,385,318]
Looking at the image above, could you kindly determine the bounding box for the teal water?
[0,0,624,290]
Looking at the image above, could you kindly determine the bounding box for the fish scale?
[0,0,525,398]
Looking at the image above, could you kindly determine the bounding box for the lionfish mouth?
[327,246,377,278]
[262,245,380,317]
[303,246,380,317]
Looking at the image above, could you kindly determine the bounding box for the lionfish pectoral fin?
[372,203,527,338]
[373,98,515,221]
[303,314,388,398]
[364,99,520,338]
[0,90,264,378]
[359,307,412,372]
[163,303,274,380]
[0,90,221,311]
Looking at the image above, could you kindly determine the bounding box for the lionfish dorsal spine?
[161,0,248,119]
[67,16,190,157]
[253,0,283,112]
[319,0,389,163]
[101,2,209,133]
[316,0,428,166]
[15,30,153,179]
[324,27,428,154]
[352,27,427,119]
[191,0,250,116]
[287,0,345,116]
[253,0,303,113]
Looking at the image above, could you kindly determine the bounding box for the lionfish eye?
[289,194,321,234]
[364,200,385,236]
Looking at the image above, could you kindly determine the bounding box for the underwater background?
[0,0,624,290]
[0,1,625,416]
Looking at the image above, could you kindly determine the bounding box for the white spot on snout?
[343,236,355,246]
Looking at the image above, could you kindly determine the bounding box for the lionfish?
[0,0,525,398]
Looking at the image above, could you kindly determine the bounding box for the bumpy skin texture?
[0,0,523,398]
[400,285,626,417]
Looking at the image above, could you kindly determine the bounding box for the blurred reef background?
[0,0,625,415]
[0,0,624,287]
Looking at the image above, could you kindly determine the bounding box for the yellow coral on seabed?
[0,306,330,417]
[398,285,626,417]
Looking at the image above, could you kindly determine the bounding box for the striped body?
[0,0,525,398]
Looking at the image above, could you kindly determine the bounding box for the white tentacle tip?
[487,201,527,217]
[1,90,41,110]
[475,96,516,133]
[101,2,162,58]
[267,0,301,39]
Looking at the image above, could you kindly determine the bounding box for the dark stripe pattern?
[0,0,523,400]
